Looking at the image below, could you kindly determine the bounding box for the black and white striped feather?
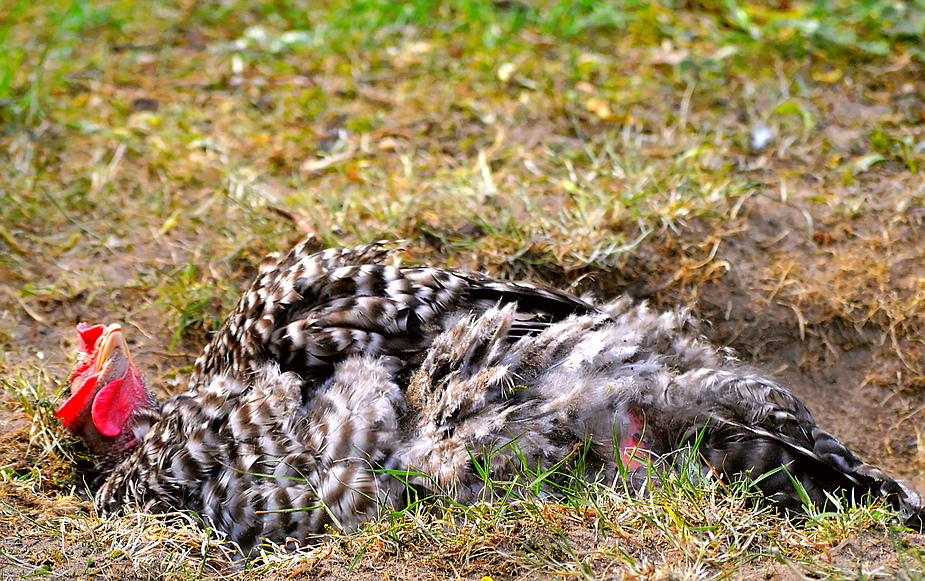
[87,240,924,553]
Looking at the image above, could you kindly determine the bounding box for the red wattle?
[56,373,98,427]
[91,372,146,438]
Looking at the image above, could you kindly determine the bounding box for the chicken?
[57,239,924,553]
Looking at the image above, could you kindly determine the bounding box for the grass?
[2,0,925,578]
[3,383,919,581]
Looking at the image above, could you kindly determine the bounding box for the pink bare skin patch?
[618,407,649,470]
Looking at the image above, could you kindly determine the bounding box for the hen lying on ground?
[57,238,925,553]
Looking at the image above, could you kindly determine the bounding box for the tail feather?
[696,413,925,528]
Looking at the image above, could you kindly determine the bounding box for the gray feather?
[86,240,924,553]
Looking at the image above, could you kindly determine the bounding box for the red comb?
[76,323,105,353]
[68,323,105,386]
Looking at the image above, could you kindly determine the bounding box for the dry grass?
[2,0,925,578]
[2,411,920,581]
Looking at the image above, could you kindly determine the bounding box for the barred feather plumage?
[61,239,924,554]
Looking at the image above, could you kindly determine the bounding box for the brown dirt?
[698,188,925,492]
[3,190,925,579]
